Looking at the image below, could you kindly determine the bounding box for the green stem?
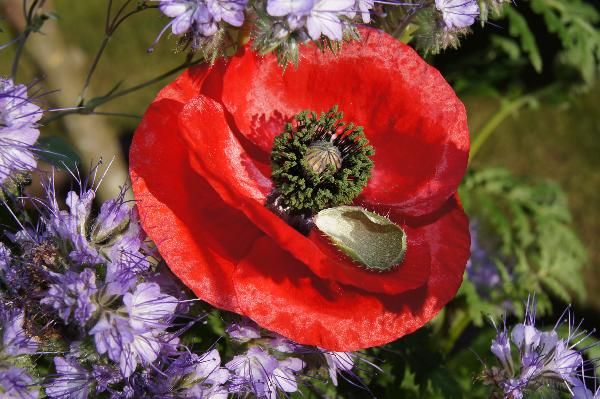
[10,0,41,79]
[42,56,204,125]
[78,35,112,104]
[469,96,533,163]
[441,311,472,354]
[10,29,31,79]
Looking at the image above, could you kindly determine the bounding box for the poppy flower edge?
[130,28,471,350]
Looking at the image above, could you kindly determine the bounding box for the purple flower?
[88,313,163,378]
[305,0,355,40]
[466,221,502,291]
[226,346,304,398]
[89,313,133,364]
[0,78,41,184]
[572,380,600,399]
[90,283,177,377]
[487,299,590,397]
[323,350,354,386]
[490,323,512,371]
[435,0,479,29]
[0,367,39,399]
[50,190,102,264]
[91,197,131,246]
[1,306,38,356]
[266,0,357,41]
[226,318,262,342]
[0,79,42,128]
[156,0,248,42]
[207,0,247,27]
[266,0,314,18]
[171,349,230,397]
[41,269,98,326]
[92,365,122,393]
[45,357,90,399]
[356,0,373,23]
[123,282,177,331]
[119,330,164,378]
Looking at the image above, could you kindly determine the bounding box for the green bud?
[314,206,407,272]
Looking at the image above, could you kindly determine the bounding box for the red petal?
[232,197,470,350]
[130,97,263,313]
[221,27,469,216]
[179,95,433,296]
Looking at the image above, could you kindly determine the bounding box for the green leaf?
[37,136,81,169]
[504,7,543,73]
[461,168,588,314]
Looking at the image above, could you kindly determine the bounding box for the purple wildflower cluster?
[157,0,373,43]
[151,0,488,62]
[154,0,248,48]
[224,318,358,398]
[486,299,596,398]
[0,302,40,398]
[0,172,366,397]
[0,78,42,185]
[466,221,502,292]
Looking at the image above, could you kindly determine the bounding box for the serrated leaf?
[505,7,543,73]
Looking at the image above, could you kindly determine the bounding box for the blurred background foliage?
[1,0,599,397]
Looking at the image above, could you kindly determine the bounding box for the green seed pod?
[303,140,343,174]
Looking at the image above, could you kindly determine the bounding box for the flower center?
[303,141,342,175]
[268,106,407,272]
[269,106,374,217]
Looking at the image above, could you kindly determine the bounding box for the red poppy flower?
[129,27,470,351]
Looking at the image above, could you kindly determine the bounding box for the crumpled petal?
[130,27,470,350]
[221,27,469,216]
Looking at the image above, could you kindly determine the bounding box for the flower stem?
[10,0,42,79]
[42,56,204,125]
[469,96,534,163]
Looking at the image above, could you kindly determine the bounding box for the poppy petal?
[179,95,434,296]
[221,27,469,216]
[232,196,470,350]
[130,98,263,313]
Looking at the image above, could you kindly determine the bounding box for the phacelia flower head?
[1,304,39,356]
[226,346,304,398]
[130,27,470,351]
[44,357,90,399]
[486,299,594,398]
[466,220,502,291]
[155,0,248,52]
[0,78,42,184]
[89,282,178,377]
[41,268,98,326]
[435,0,480,29]
[0,367,39,399]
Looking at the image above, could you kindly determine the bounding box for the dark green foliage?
[434,0,600,103]
[460,168,588,315]
[530,0,600,86]
[270,106,374,215]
